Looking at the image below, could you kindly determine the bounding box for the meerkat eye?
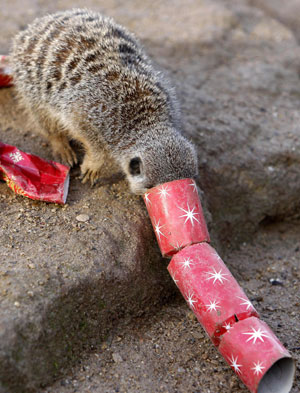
[129,157,142,176]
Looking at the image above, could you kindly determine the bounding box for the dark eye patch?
[129,157,141,175]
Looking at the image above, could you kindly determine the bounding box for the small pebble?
[269,278,284,286]
[60,379,70,387]
[76,214,90,222]
[112,353,123,363]
[14,301,20,307]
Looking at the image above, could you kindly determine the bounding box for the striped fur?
[10,9,198,193]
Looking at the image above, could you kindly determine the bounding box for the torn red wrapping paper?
[0,142,69,204]
[0,55,13,87]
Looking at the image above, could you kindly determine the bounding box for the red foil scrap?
[143,178,295,393]
[0,55,13,87]
[0,142,69,204]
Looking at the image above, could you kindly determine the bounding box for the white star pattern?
[153,219,166,241]
[158,185,170,199]
[170,241,184,251]
[180,257,194,270]
[171,273,178,286]
[229,355,242,374]
[188,181,198,193]
[186,291,197,309]
[223,322,232,331]
[144,192,151,206]
[252,361,265,376]
[243,327,269,344]
[178,203,200,227]
[237,296,253,310]
[9,151,23,163]
[206,268,229,285]
[206,300,221,312]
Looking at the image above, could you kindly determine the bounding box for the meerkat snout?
[125,156,149,194]
[129,157,143,176]
[122,130,198,195]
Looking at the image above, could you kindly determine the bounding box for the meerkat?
[10,8,198,194]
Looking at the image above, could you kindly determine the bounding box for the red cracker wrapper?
[143,179,209,257]
[0,142,69,204]
[143,178,295,393]
[167,242,259,345]
[0,55,13,87]
[219,317,295,393]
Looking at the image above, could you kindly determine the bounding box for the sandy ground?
[44,221,300,393]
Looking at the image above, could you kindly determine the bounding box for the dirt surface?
[0,0,300,392]
[44,221,300,393]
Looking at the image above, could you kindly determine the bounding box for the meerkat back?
[10,9,198,191]
[10,9,149,133]
[10,9,163,171]
[11,9,148,105]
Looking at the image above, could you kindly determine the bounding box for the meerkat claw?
[63,145,78,167]
[90,171,99,186]
[80,169,90,184]
[80,168,100,186]
[50,135,78,167]
[70,148,78,166]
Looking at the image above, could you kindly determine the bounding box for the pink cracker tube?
[167,242,259,345]
[144,179,209,257]
[219,317,295,393]
[143,178,295,393]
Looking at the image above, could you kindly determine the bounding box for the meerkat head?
[121,131,198,194]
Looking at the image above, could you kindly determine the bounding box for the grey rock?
[250,0,300,42]
[170,3,300,245]
[44,220,300,393]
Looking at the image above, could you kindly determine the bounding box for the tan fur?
[10,8,198,193]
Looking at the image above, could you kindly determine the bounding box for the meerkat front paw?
[80,154,104,186]
[49,134,78,167]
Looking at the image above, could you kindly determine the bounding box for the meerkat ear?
[129,157,142,176]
